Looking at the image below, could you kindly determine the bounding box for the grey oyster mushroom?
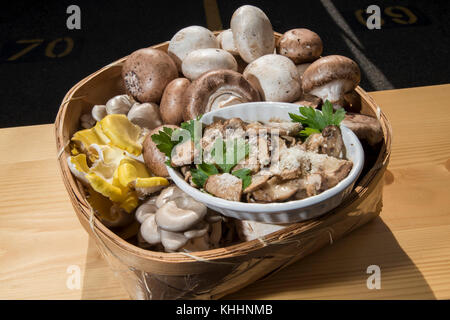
[91,104,107,121]
[277,29,323,64]
[80,113,95,129]
[302,55,361,107]
[105,94,134,115]
[182,48,238,81]
[127,102,162,130]
[168,26,219,71]
[243,54,302,102]
[230,5,275,63]
[137,186,223,252]
[100,204,134,228]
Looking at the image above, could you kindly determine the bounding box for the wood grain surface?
[0,84,449,299]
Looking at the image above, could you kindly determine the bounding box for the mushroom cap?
[302,55,361,96]
[140,214,161,245]
[230,5,274,63]
[127,102,162,130]
[135,197,158,223]
[168,26,219,71]
[91,105,107,122]
[122,48,178,103]
[243,54,301,102]
[155,197,207,232]
[142,124,179,177]
[105,94,134,115]
[181,48,238,81]
[217,29,239,56]
[183,69,260,121]
[277,28,323,64]
[155,185,187,208]
[160,78,191,125]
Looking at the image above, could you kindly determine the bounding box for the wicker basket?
[55,32,392,300]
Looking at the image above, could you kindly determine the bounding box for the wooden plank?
[0,84,449,299]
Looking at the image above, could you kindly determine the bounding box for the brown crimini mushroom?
[277,28,323,64]
[122,48,178,103]
[160,78,191,125]
[142,124,179,177]
[302,55,361,106]
[183,69,260,121]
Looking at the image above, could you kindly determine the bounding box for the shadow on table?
[224,217,435,299]
[79,216,434,300]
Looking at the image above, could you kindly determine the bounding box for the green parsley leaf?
[190,167,210,188]
[151,127,180,158]
[232,168,252,190]
[213,138,250,173]
[290,99,346,138]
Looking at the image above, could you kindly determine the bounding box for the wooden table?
[1,84,449,300]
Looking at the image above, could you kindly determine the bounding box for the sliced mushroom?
[170,140,195,167]
[302,55,361,107]
[252,176,299,202]
[168,26,219,71]
[127,102,162,130]
[243,172,271,193]
[183,69,260,121]
[304,125,345,159]
[342,113,383,146]
[160,78,191,125]
[243,54,301,102]
[230,5,274,63]
[122,48,178,103]
[155,197,207,232]
[142,124,179,177]
[182,48,238,81]
[204,173,243,202]
[277,28,323,64]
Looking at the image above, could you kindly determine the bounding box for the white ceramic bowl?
[167,102,364,223]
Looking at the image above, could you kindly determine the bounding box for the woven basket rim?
[55,32,392,264]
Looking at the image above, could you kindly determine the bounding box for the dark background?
[1,0,449,128]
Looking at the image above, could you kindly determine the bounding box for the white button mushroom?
[91,104,107,122]
[217,29,239,56]
[105,94,134,115]
[302,55,361,107]
[243,54,301,102]
[127,102,162,130]
[230,5,274,63]
[168,26,220,71]
[181,48,238,81]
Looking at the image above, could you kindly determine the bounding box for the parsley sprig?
[151,119,252,191]
[191,138,251,189]
[289,100,346,138]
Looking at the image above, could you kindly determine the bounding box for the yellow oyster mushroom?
[134,176,170,198]
[72,122,110,151]
[88,144,125,168]
[99,114,143,156]
[67,154,90,184]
